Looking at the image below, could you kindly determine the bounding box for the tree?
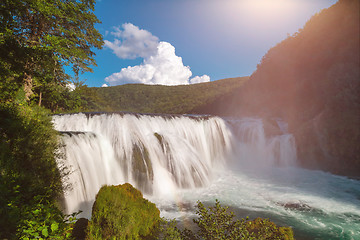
[0,0,103,101]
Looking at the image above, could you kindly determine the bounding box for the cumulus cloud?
[105,42,193,85]
[101,84,109,87]
[104,23,159,59]
[104,23,210,86]
[190,75,210,84]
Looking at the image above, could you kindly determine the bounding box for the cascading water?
[228,118,297,167]
[53,113,233,217]
[53,113,360,239]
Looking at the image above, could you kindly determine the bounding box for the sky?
[79,0,337,87]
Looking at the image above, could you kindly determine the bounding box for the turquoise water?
[152,167,360,240]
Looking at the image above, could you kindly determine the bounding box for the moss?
[86,183,160,240]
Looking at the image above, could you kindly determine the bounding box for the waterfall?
[53,113,297,218]
[54,113,234,216]
[229,118,297,167]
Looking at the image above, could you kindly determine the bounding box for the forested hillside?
[76,77,248,114]
[200,0,360,177]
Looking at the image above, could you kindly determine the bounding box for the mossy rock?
[154,132,170,155]
[86,183,160,240]
[154,132,163,145]
[132,143,153,193]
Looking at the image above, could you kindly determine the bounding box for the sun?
[239,0,300,25]
[241,0,296,14]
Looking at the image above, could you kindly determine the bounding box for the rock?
[72,218,88,240]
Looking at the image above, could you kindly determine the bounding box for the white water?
[230,118,297,167]
[53,113,360,239]
[54,113,233,216]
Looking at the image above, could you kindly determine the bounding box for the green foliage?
[74,77,248,114]
[0,102,70,239]
[0,1,102,238]
[86,183,160,240]
[36,80,88,113]
[180,200,252,240]
[0,0,103,101]
[155,219,183,240]
[244,218,294,240]
[180,200,294,240]
[0,102,63,200]
[17,198,79,240]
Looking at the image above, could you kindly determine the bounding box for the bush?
[0,101,67,238]
[17,198,78,240]
[86,183,160,240]
[244,217,294,240]
[0,102,63,199]
[154,218,183,240]
[181,200,294,240]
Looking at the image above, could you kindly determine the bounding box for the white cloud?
[190,75,210,84]
[101,84,109,87]
[104,23,159,59]
[104,23,210,86]
[105,42,192,85]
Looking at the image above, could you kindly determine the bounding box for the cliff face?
[241,0,360,177]
[196,0,359,177]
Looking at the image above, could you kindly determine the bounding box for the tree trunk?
[24,72,33,101]
[38,91,42,106]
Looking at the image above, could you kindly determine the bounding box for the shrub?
[86,183,160,240]
[0,102,67,238]
[17,198,78,240]
[0,102,63,200]
[245,217,294,240]
[182,200,294,240]
[153,218,183,240]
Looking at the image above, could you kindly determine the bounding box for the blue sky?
[80,0,337,87]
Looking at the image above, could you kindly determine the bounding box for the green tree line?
[75,77,248,114]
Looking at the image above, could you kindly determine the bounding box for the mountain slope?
[201,0,359,176]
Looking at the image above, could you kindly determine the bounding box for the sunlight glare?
[233,0,303,39]
[241,0,297,15]
[240,0,299,24]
